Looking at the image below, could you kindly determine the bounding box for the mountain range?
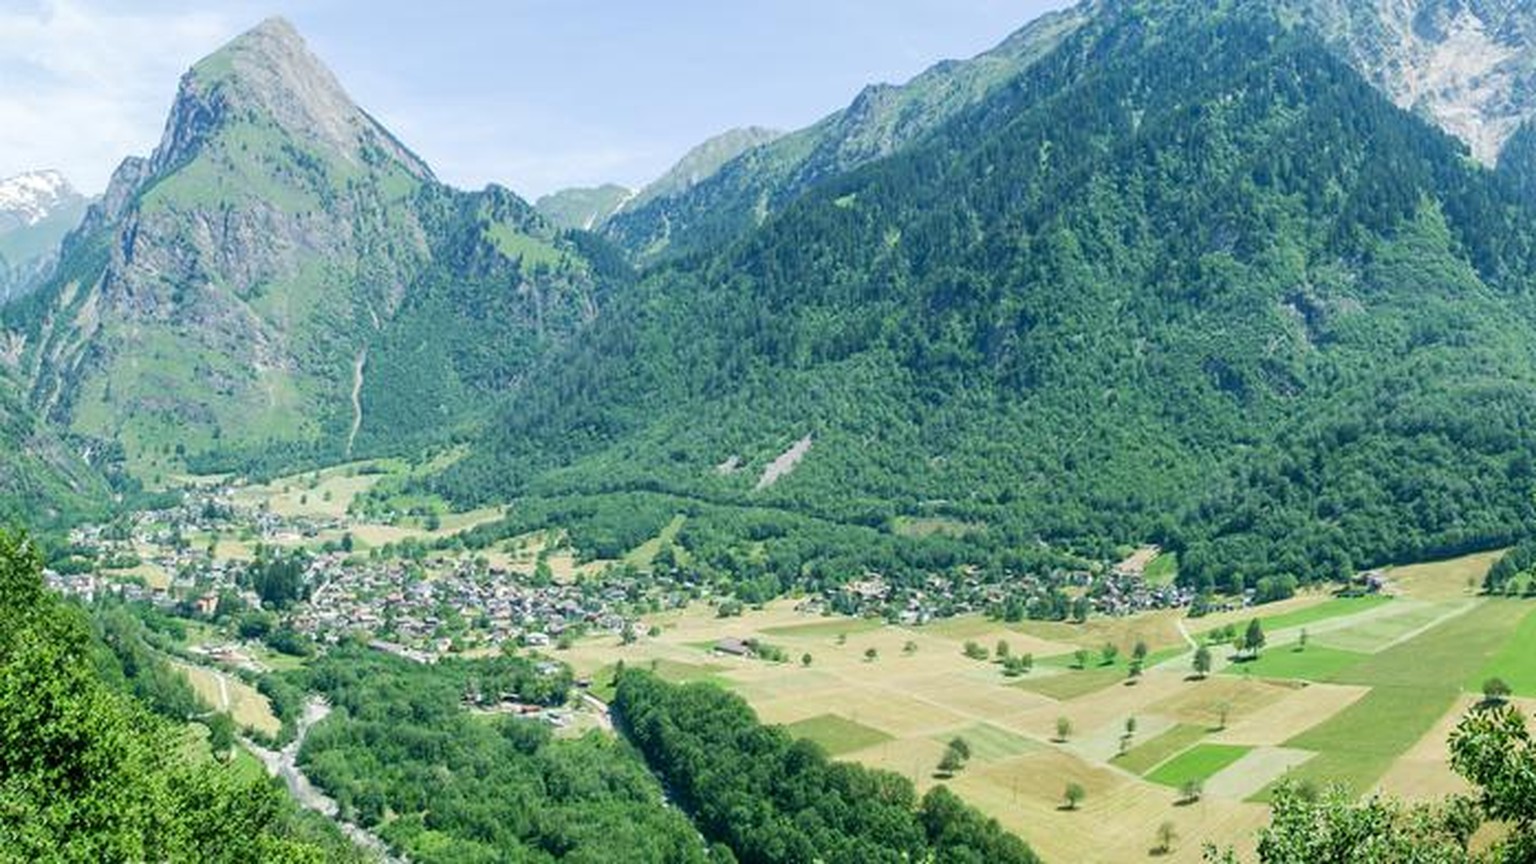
[6,0,1536,590]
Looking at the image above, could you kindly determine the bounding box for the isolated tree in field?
[1193,645,1212,679]
[1179,779,1202,804]
[801,653,812,667]
[1133,640,1149,663]
[1156,820,1177,854]
[620,622,637,644]
[963,641,989,661]
[1215,701,1232,730]
[1074,648,1090,669]
[903,640,918,656]
[996,639,1011,660]
[1056,716,1073,742]
[1063,782,1085,811]
[1297,628,1308,653]
[950,737,972,762]
[836,633,847,646]
[1101,643,1120,666]
[1243,619,1266,658]
[864,647,879,663]
[937,748,963,777]
[1127,659,1144,684]
[937,737,971,776]
[1483,677,1513,704]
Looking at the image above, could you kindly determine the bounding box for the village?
[44,468,1217,671]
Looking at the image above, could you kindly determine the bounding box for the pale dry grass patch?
[1211,682,1369,747]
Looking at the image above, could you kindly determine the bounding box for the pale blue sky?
[0,0,1070,197]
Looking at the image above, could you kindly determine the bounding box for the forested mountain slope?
[1,18,621,480]
[601,4,1092,263]
[0,369,107,527]
[443,1,1536,593]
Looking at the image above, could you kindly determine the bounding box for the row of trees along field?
[1483,538,1536,595]
[614,668,1040,864]
[0,530,360,862]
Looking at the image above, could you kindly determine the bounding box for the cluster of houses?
[814,549,1207,626]
[289,555,641,655]
[46,485,1305,669]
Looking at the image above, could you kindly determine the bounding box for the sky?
[0,0,1071,199]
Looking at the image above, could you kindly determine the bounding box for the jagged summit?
[150,16,431,179]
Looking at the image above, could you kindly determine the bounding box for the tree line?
[614,668,1039,864]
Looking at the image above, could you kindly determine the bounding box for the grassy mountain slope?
[535,183,633,231]
[441,1,1536,592]
[1,18,616,480]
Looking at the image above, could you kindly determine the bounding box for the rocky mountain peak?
[1290,0,1536,164]
[0,171,83,231]
[150,16,431,179]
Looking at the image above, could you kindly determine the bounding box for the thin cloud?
[0,0,251,192]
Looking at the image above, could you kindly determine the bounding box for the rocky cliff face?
[5,17,609,478]
[1293,0,1536,165]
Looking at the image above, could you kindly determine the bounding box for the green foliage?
[1484,539,1536,594]
[1222,702,1536,862]
[243,547,311,609]
[291,645,703,863]
[615,670,1039,863]
[1226,781,1480,864]
[438,3,1536,602]
[1193,644,1212,677]
[88,602,206,721]
[0,531,333,861]
[1448,705,1536,860]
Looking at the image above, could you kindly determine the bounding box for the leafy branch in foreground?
[1208,703,1536,863]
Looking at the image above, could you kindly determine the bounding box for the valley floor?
[562,553,1536,863]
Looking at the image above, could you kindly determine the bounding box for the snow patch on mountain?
[0,171,80,227]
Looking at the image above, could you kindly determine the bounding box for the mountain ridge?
[437,0,1536,594]
[4,16,615,481]
[601,4,1092,263]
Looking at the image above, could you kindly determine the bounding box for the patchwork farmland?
[565,552,1536,862]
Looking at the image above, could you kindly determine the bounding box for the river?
[243,697,405,863]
